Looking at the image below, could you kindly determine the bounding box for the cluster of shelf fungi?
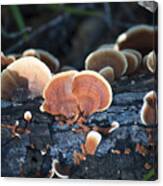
[1,24,157,179]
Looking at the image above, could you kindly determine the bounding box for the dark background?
[1,2,157,69]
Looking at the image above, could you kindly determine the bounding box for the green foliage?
[9,5,28,40]
[143,168,155,181]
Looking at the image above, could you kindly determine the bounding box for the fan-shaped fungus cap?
[122,49,142,66]
[85,49,128,79]
[23,49,60,73]
[24,111,32,122]
[99,66,115,83]
[140,91,157,125]
[72,70,113,116]
[116,25,157,55]
[1,56,52,100]
[144,51,156,73]
[41,70,79,119]
[85,130,102,155]
[122,50,139,75]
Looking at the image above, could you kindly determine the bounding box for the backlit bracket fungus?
[122,50,139,75]
[122,49,142,67]
[23,49,60,73]
[140,90,157,125]
[41,70,79,123]
[99,66,115,83]
[85,49,128,79]
[82,130,102,155]
[1,56,52,100]
[143,51,156,73]
[72,70,113,116]
[116,25,157,55]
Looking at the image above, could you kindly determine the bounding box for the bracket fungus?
[23,49,60,73]
[116,25,157,55]
[122,49,142,67]
[41,70,79,121]
[85,49,128,79]
[143,51,156,73]
[41,70,112,125]
[72,71,113,115]
[1,56,52,100]
[122,50,139,75]
[99,66,115,83]
[140,90,157,125]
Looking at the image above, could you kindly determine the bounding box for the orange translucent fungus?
[84,130,102,155]
[41,70,113,125]
[41,71,79,119]
[72,71,112,115]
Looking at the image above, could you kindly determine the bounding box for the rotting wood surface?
[1,72,157,180]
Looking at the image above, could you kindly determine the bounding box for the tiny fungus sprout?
[109,121,120,133]
[23,48,60,73]
[99,66,115,83]
[84,130,102,155]
[1,56,52,100]
[24,111,32,122]
[140,90,157,125]
[85,49,128,79]
[116,24,157,55]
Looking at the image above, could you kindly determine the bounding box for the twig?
[2,27,32,39]
[6,14,69,54]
